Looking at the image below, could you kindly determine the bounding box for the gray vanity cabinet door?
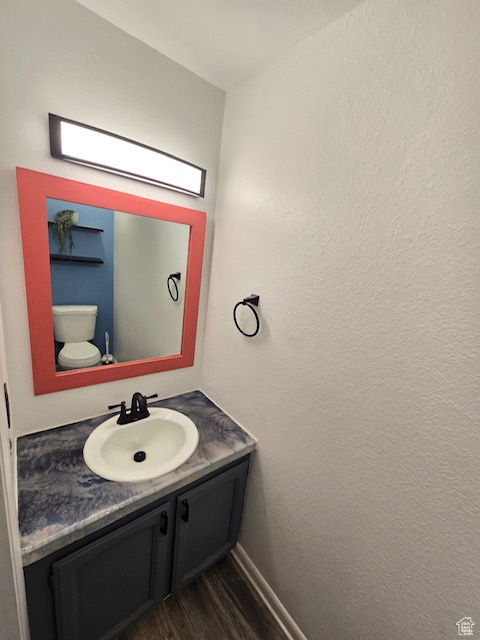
[52,503,170,640]
[172,459,249,593]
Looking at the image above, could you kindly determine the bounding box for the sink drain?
[133,451,146,463]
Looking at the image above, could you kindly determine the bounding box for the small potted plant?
[53,209,78,255]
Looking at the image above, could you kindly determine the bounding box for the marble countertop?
[17,391,256,566]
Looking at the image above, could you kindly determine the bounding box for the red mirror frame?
[16,167,206,395]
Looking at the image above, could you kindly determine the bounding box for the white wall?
[114,213,189,361]
[0,0,224,436]
[0,303,28,639]
[202,0,480,638]
[0,482,22,640]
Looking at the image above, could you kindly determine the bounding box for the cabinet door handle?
[181,499,190,523]
[160,510,168,535]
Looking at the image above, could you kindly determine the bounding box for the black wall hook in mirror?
[233,294,260,337]
[167,272,181,301]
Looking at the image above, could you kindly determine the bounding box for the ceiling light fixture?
[48,114,206,197]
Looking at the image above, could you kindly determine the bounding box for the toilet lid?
[59,342,101,366]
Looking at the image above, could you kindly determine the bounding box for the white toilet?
[53,305,102,370]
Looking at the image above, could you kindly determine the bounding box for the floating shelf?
[48,221,104,233]
[50,254,104,264]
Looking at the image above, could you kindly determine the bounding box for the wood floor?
[116,554,289,640]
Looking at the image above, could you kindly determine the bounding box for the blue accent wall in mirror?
[47,199,114,356]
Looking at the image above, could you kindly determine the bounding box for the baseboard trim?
[231,545,308,640]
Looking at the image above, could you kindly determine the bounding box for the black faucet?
[108,392,159,425]
[130,392,150,421]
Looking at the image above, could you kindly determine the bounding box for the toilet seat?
[58,342,101,370]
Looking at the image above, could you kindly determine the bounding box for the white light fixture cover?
[49,114,206,197]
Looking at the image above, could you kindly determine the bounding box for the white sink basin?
[83,408,199,482]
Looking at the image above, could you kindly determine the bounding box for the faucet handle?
[108,401,125,411]
[144,394,159,402]
[108,401,129,425]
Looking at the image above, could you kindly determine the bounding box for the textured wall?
[201,0,480,638]
[0,0,224,435]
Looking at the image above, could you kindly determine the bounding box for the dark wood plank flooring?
[116,554,289,640]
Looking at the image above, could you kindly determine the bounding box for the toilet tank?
[52,305,98,342]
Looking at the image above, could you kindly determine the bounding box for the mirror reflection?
[47,198,190,372]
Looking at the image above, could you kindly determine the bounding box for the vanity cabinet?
[53,504,171,640]
[172,461,248,592]
[24,456,250,640]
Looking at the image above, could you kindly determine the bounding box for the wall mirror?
[16,167,206,395]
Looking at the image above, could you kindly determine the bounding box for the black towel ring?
[167,272,181,301]
[233,295,260,337]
